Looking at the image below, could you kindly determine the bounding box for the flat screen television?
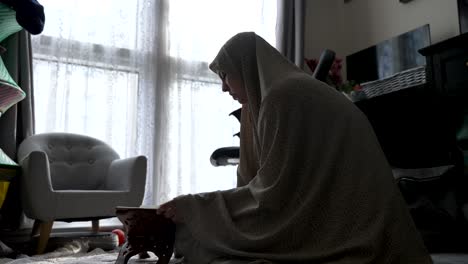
[346,24,431,84]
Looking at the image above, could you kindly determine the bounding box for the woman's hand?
[156,199,182,223]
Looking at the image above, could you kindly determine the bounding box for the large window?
[31,0,277,227]
[32,0,143,157]
[32,0,276,161]
[161,1,277,197]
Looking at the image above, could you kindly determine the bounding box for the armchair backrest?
[18,133,120,190]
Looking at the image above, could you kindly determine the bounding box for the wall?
[304,0,341,72]
[304,0,460,76]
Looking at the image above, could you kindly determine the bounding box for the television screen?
[346,24,431,84]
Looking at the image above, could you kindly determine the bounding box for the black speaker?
[459,0,468,34]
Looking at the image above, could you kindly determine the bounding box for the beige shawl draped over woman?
[172,32,432,264]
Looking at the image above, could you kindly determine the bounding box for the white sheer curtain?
[153,0,276,205]
[31,0,277,208]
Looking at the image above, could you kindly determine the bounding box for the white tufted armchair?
[17,132,147,254]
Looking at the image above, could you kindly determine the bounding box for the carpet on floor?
[1,240,467,264]
[0,240,179,264]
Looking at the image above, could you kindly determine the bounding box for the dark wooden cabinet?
[351,34,468,169]
[352,33,468,253]
[419,32,468,99]
[419,33,468,150]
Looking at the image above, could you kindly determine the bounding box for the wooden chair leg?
[92,220,99,233]
[37,221,53,255]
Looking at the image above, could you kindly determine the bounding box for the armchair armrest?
[105,156,147,194]
[19,151,56,221]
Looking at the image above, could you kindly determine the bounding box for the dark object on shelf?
[115,207,175,264]
[312,49,335,82]
[459,0,468,34]
[0,0,45,35]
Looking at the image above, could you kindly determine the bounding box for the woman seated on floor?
[156,32,433,264]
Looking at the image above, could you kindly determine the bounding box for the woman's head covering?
[209,32,300,125]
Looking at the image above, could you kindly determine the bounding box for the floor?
[431,253,468,264]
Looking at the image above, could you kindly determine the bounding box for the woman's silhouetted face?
[219,71,247,104]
